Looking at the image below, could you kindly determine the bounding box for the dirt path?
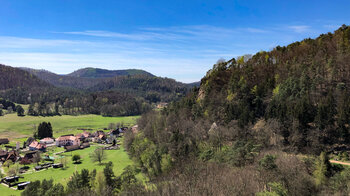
[330,160,350,166]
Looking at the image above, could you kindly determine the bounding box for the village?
[0,125,138,191]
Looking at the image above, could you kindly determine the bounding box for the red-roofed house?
[29,141,47,151]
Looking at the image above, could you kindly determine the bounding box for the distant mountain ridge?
[20,67,104,89]
[67,67,154,78]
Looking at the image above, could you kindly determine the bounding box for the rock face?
[208,122,218,135]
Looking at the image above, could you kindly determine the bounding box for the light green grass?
[0,145,138,195]
[0,185,19,196]
[21,145,134,184]
[0,113,139,141]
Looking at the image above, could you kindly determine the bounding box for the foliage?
[35,122,53,139]
[72,154,81,164]
[16,105,25,116]
[90,147,107,164]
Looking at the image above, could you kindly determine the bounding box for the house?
[40,137,54,144]
[29,141,47,151]
[20,151,39,164]
[0,150,8,162]
[82,131,92,138]
[0,138,9,145]
[65,145,80,152]
[5,150,20,163]
[56,135,80,147]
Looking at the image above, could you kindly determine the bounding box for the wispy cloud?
[288,25,310,33]
[0,23,340,82]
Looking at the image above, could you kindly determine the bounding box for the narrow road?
[330,160,350,166]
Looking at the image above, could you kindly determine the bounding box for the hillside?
[1,65,194,117]
[88,75,191,102]
[67,67,154,78]
[0,64,52,90]
[123,25,350,195]
[20,68,104,89]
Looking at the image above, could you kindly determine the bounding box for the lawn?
[1,144,140,195]
[21,145,135,184]
[0,113,139,141]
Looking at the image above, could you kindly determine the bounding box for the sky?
[0,0,349,83]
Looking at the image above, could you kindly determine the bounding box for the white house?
[56,136,80,147]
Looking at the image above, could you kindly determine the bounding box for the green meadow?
[0,113,141,195]
[0,113,139,141]
[0,145,138,196]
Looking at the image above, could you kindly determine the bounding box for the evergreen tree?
[36,122,53,139]
[16,105,25,116]
[104,161,116,188]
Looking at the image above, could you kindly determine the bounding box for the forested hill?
[123,25,350,195]
[0,65,194,117]
[67,67,154,78]
[20,67,104,89]
[88,75,191,102]
[168,25,350,152]
[0,64,52,90]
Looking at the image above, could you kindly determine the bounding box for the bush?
[72,154,81,164]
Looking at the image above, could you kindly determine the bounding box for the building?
[20,151,39,164]
[0,150,8,162]
[29,141,47,151]
[5,150,20,163]
[40,137,54,144]
[65,145,80,152]
[56,135,80,147]
[0,138,9,145]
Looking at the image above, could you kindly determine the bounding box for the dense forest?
[121,25,350,195]
[0,66,194,116]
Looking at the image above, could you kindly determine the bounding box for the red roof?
[29,140,46,149]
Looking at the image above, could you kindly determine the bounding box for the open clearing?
[0,113,139,141]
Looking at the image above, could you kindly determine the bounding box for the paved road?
[330,160,350,166]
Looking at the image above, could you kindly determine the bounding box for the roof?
[65,145,80,151]
[40,137,54,141]
[0,138,9,144]
[57,135,78,141]
[29,141,46,149]
[76,134,83,138]
[29,141,39,148]
[82,131,91,137]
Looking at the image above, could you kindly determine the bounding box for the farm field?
[0,113,139,141]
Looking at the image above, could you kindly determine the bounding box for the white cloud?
[288,25,310,33]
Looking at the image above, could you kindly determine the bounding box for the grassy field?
[22,145,134,184]
[0,111,140,195]
[0,113,139,141]
[0,144,137,196]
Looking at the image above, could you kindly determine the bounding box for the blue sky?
[0,0,349,83]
